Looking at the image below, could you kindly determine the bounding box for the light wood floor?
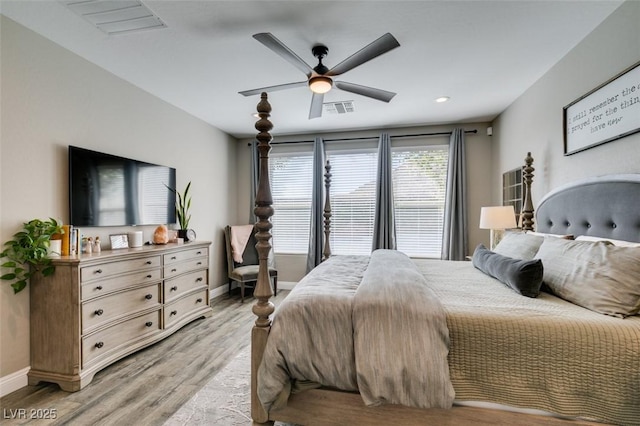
[2,288,606,426]
[1,288,288,425]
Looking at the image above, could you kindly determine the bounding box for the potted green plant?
[1,218,64,293]
[167,181,193,241]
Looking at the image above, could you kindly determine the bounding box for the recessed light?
[435,96,450,103]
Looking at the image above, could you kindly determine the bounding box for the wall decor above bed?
[563,60,640,155]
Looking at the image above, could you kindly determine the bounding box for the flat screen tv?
[69,146,176,227]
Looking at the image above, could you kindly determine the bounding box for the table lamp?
[479,205,517,250]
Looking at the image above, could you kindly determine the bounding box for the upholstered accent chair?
[224,225,277,302]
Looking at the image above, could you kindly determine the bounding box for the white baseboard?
[0,367,29,397]
[209,281,297,302]
[209,283,230,300]
[278,281,297,290]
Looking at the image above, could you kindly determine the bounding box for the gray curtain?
[372,132,396,250]
[249,139,259,223]
[306,137,325,273]
[441,128,467,260]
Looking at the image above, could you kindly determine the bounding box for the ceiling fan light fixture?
[309,76,333,94]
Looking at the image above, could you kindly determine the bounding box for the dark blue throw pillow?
[472,244,544,298]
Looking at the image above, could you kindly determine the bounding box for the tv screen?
[69,146,176,227]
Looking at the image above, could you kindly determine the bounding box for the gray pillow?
[493,232,544,260]
[472,244,544,298]
[535,238,640,318]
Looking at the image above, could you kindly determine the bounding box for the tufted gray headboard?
[535,174,640,243]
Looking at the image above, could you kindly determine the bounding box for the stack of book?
[60,224,79,256]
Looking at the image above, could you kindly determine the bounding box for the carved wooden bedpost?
[322,160,332,261]
[251,93,275,425]
[521,152,535,231]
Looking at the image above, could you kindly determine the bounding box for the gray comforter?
[257,250,454,412]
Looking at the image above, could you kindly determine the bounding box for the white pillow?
[493,232,544,260]
[575,235,640,247]
[526,231,574,239]
[535,238,640,318]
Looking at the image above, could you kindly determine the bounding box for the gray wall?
[492,1,640,207]
[0,16,238,384]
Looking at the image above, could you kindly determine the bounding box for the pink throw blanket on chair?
[230,225,254,263]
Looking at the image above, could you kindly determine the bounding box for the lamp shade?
[308,76,333,94]
[479,205,517,230]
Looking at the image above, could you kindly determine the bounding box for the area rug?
[164,346,296,426]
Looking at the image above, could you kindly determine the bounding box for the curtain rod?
[248,129,477,146]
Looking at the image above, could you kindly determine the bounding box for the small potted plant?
[167,181,194,241]
[1,218,64,293]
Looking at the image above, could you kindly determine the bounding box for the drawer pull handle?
[171,256,177,260]
[196,251,202,255]
[95,309,104,316]
[146,260,152,265]
[146,274,152,278]
[145,321,153,327]
[196,262,202,265]
[96,285,103,290]
[170,310,177,316]
[95,269,103,274]
[171,268,177,272]
[196,277,203,282]
[145,294,153,300]
[196,298,203,303]
[170,286,178,292]
[95,342,104,349]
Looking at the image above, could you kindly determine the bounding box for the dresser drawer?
[81,255,161,283]
[82,283,161,333]
[81,269,161,301]
[164,269,208,303]
[163,257,208,279]
[82,309,161,367]
[163,247,208,266]
[164,289,208,328]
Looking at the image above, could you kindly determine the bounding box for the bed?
[248,93,640,425]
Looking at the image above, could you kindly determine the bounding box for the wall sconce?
[479,205,517,250]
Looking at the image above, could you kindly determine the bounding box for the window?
[326,148,378,255]
[502,167,523,224]
[392,146,448,258]
[267,137,449,258]
[269,150,313,254]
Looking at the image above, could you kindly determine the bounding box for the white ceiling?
[0,0,623,138]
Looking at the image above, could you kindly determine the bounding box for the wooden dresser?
[28,241,212,391]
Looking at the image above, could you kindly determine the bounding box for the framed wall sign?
[563,61,640,155]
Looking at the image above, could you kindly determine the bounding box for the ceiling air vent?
[323,101,355,115]
[61,0,167,35]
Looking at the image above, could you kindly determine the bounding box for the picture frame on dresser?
[109,234,129,249]
[563,60,640,155]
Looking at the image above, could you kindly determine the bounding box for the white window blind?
[392,145,448,258]
[326,148,378,255]
[266,139,449,258]
[269,150,313,254]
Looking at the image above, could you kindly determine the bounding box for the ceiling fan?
[239,32,400,119]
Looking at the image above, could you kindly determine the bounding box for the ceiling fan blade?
[309,92,324,119]
[253,33,314,77]
[327,33,400,77]
[335,81,396,103]
[239,81,307,97]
